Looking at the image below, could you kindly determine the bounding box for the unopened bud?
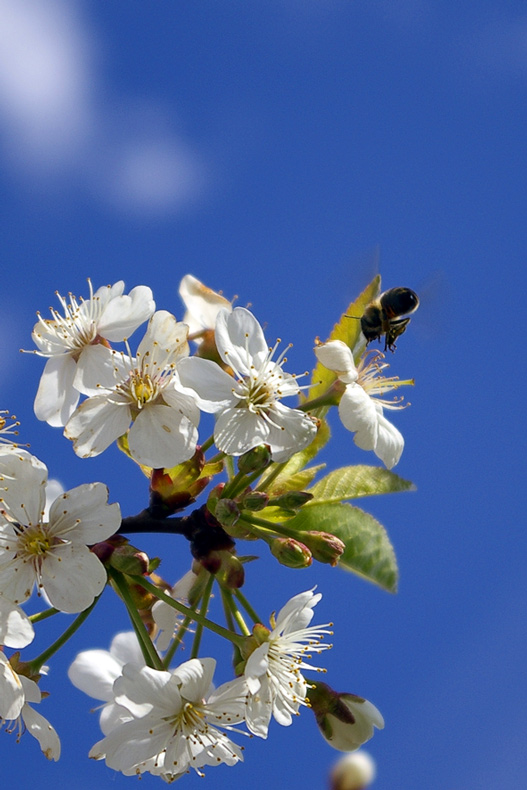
[237,445,272,474]
[330,751,376,790]
[108,542,150,576]
[300,531,345,566]
[270,537,312,568]
[214,498,241,528]
[269,490,313,509]
[216,552,245,589]
[308,681,384,753]
[241,490,269,511]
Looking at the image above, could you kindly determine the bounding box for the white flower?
[68,632,146,734]
[178,307,317,462]
[243,588,332,738]
[0,653,60,760]
[314,340,411,469]
[179,274,232,341]
[0,448,121,613]
[64,310,200,469]
[30,280,155,427]
[89,658,247,780]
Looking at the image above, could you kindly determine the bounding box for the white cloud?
[0,0,206,214]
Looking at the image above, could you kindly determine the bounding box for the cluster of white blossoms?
[66,589,381,782]
[27,274,408,470]
[0,272,415,780]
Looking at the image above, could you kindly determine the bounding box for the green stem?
[163,615,194,668]
[255,461,287,492]
[129,575,246,649]
[222,467,250,500]
[239,512,302,543]
[110,570,163,671]
[27,598,99,673]
[200,434,215,454]
[29,607,60,624]
[190,574,214,659]
[220,588,251,637]
[234,589,263,626]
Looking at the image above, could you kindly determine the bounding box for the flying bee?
[351,287,420,352]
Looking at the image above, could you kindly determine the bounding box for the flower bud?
[241,490,269,511]
[308,681,384,752]
[149,449,209,516]
[269,490,313,509]
[299,531,345,566]
[237,445,272,474]
[270,537,312,568]
[215,552,245,589]
[107,542,150,576]
[214,498,241,528]
[330,751,376,790]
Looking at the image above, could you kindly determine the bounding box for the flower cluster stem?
[109,569,164,671]
[128,574,246,649]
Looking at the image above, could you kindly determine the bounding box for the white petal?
[137,311,189,369]
[127,405,198,468]
[338,385,378,449]
[265,402,317,462]
[172,658,214,701]
[0,557,36,606]
[68,649,124,701]
[97,285,155,340]
[73,344,129,395]
[115,664,176,712]
[0,653,24,719]
[110,631,147,667]
[41,543,107,613]
[177,356,238,412]
[34,355,80,426]
[215,307,268,373]
[65,397,131,458]
[274,588,320,633]
[0,596,34,648]
[99,702,135,735]
[374,412,404,469]
[179,274,232,334]
[21,703,61,760]
[48,482,120,544]
[0,448,48,525]
[214,408,269,456]
[90,716,170,771]
[314,340,356,378]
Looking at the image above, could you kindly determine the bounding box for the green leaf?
[307,465,415,503]
[285,501,398,593]
[309,275,381,402]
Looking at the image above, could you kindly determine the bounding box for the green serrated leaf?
[309,275,381,402]
[307,465,415,503]
[284,501,398,593]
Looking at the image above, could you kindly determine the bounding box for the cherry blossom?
[179,307,317,462]
[64,310,200,469]
[31,280,155,427]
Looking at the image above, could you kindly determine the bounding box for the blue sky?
[0,2,525,788]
